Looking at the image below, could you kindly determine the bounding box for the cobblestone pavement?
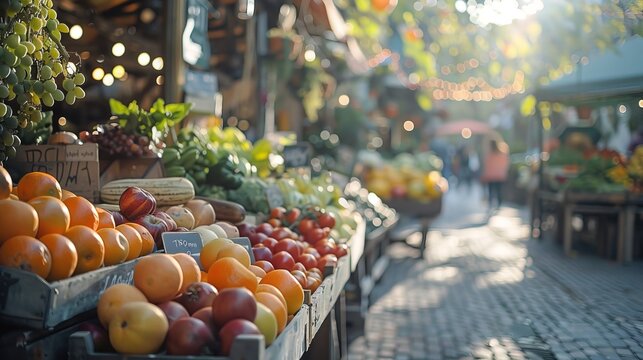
[348,186,643,360]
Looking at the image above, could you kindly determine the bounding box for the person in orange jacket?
[480,140,510,209]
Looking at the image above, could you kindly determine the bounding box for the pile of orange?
[0,169,154,281]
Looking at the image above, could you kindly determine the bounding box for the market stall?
[531,36,643,262]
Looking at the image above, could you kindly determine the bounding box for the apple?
[215,222,240,238]
[260,237,278,251]
[305,276,321,292]
[252,244,272,262]
[237,223,255,237]
[109,302,168,354]
[273,239,301,259]
[166,317,215,355]
[78,321,112,352]
[219,319,261,356]
[297,253,318,270]
[157,301,189,327]
[176,282,219,315]
[111,211,127,226]
[318,254,338,271]
[119,187,156,221]
[271,251,295,271]
[254,260,274,273]
[192,307,217,332]
[270,228,290,241]
[193,226,218,246]
[292,262,306,273]
[248,232,267,246]
[315,240,336,257]
[255,223,273,236]
[254,303,277,345]
[211,288,257,328]
[134,214,168,243]
[290,270,307,289]
[304,247,321,260]
[154,211,177,231]
[165,206,196,229]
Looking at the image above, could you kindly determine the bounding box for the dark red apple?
[273,238,301,259]
[78,321,112,352]
[110,211,127,226]
[237,223,255,238]
[192,307,217,332]
[255,223,273,235]
[305,228,325,245]
[252,244,272,262]
[271,251,295,271]
[254,260,274,273]
[297,253,318,270]
[119,186,156,220]
[260,237,278,251]
[211,288,257,328]
[315,239,337,257]
[134,214,168,242]
[176,282,219,315]
[218,319,261,356]
[318,254,338,271]
[166,317,216,355]
[157,301,189,327]
[248,232,267,246]
[290,270,307,288]
[334,243,349,258]
[304,247,321,260]
[292,262,306,273]
[270,227,290,241]
[154,211,177,231]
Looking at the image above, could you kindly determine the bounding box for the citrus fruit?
[171,253,201,293]
[0,235,52,278]
[28,196,70,237]
[207,257,257,292]
[40,233,78,281]
[249,265,267,278]
[97,283,148,327]
[17,172,62,201]
[0,199,39,245]
[63,196,99,230]
[199,238,233,271]
[133,254,183,303]
[96,208,116,229]
[255,291,287,334]
[97,228,129,266]
[260,269,304,315]
[216,243,251,268]
[61,189,76,200]
[255,283,288,310]
[0,166,11,200]
[116,224,142,261]
[126,223,155,256]
[64,225,105,274]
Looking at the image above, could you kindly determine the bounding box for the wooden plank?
[265,305,309,360]
[309,278,332,340]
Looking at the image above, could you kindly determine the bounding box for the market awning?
[533,35,643,104]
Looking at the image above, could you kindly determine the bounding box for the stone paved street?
[347,185,643,360]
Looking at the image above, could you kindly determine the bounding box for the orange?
[199,238,233,271]
[260,269,304,315]
[216,243,251,268]
[0,235,52,279]
[171,253,201,293]
[249,265,267,278]
[17,172,62,201]
[255,283,288,310]
[28,196,71,237]
[40,233,78,281]
[64,225,105,274]
[0,199,39,245]
[63,196,99,230]
[127,223,155,256]
[0,166,11,200]
[96,208,116,229]
[97,228,129,266]
[255,292,288,334]
[207,257,257,292]
[61,189,76,200]
[200,270,208,282]
[116,224,142,261]
[97,283,148,328]
[133,254,183,303]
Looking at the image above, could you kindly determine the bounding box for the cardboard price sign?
[282,143,311,168]
[231,237,255,264]
[162,232,204,256]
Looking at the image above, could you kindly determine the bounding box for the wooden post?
[164,0,186,104]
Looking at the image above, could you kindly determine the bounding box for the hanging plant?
[0,0,84,163]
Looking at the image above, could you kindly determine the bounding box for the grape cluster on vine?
[80,124,156,158]
[0,0,84,162]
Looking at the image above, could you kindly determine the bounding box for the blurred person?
[481,140,510,209]
[456,145,472,189]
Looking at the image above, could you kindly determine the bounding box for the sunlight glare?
[467,0,544,27]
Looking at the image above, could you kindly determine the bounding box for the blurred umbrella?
[434,119,491,136]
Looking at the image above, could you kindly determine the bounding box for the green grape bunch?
[0,0,85,163]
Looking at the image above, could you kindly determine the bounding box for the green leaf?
[109,99,129,115]
[165,103,193,125]
[127,100,140,115]
[151,98,166,114]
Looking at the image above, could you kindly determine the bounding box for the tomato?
[270,207,286,220]
[298,219,315,234]
[317,213,335,229]
[267,218,281,228]
[306,228,325,245]
[285,208,301,225]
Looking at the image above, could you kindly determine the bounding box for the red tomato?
[270,207,286,220]
[292,262,306,273]
[285,208,301,225]
[306,228,325,245]
[317,213,335,229]
[267,218,281,228]
[297,253,318,270]
[271,251,295,271]
[333,243,348,258]
[298,218,316,234]
[317,254,338,270]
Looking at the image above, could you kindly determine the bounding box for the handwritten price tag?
[162,232,204,256]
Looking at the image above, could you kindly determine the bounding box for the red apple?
[297,253,318,270]
[248,232,267,246]
[254,260,274,273]
[192,307,217,332]
[292,262,306,273]
[270,227,290,241]
[290,270,307,288]
[252,244,272,262]
[211,288,257,328]
[260,237,278,251]
[78,321,112,352]
[154,211,177,231]
[166,317,216,355]
[157,301,189,327]
[218,319,261,356]
[256,223,273,236]
[237,223,255,238]
[271,251,295,271]
[111,211,127,226]
[305,228,325,245]
[318,254,338,271]
[176,282,219,315]
[304,247,321,260]
[315,240,336,257]
[334,243,349,258]
[273,239,301,259]
[119,186,156,220]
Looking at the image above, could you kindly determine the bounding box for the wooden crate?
[0,318,88,359]
[0,259,138,330]
[264,305,309,360]
[99,157,164,185]
[68,331,264,360]
[329,256,351,306]
[308,277,333,340]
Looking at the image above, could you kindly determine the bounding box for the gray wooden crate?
[264,305,309,360]
[0,259,138,330]
[0,319,87,360]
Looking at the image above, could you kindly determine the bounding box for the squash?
[101,177,195,206]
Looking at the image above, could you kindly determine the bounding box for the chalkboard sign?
[162,232,204,256]
[265,185,284,209]
[283,143,311,168]
[231,237,255,264]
